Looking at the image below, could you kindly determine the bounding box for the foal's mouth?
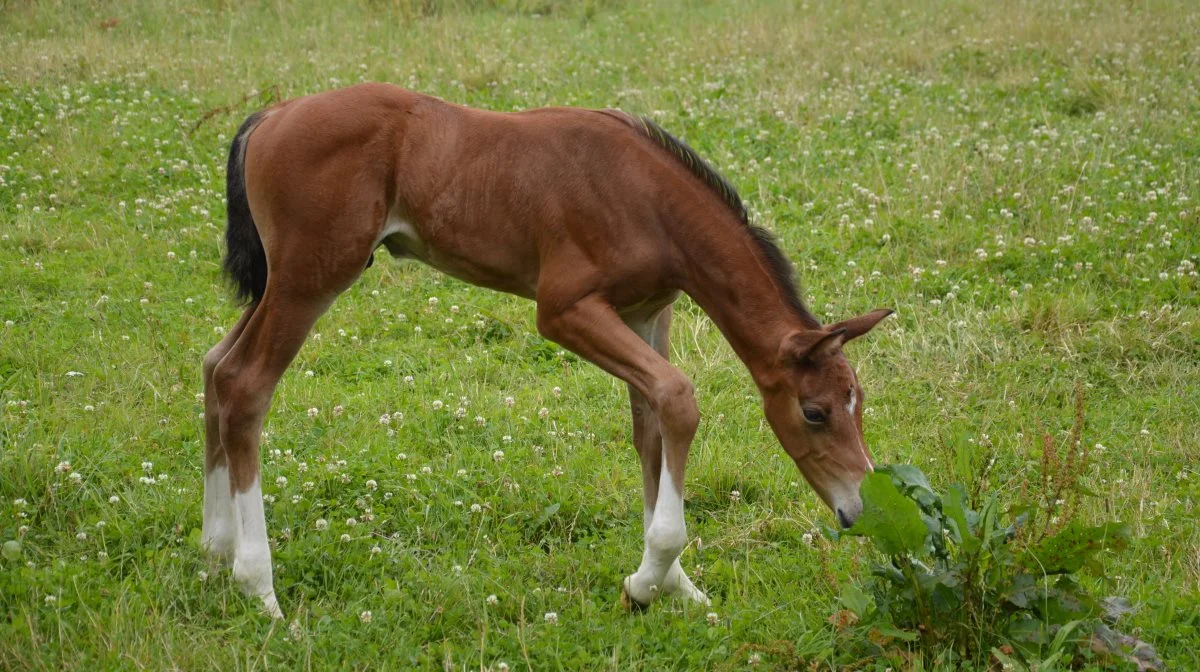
[836,508,855,529]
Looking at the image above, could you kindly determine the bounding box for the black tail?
[223,112,267,304]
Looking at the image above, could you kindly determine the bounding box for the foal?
[202,83,892,618]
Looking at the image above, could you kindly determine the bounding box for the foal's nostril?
[836,508,853,529]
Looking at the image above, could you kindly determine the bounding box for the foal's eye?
[802,407,826,425]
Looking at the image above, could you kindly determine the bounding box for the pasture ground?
[1,0,1197,669]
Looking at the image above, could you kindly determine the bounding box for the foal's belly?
[377,210,540,299]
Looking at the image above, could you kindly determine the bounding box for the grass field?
[2,0,1198,668]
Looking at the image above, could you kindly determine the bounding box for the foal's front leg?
[537,295,699,610]
[626,311,708,607]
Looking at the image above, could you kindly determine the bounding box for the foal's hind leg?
[202,306,256,562]
[211,287,335,619]
[626,307,708,607]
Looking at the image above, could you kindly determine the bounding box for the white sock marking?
[232,476,282,618]
[625,456,688,605]
[202,465,234,559]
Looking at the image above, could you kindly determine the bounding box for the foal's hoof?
[260,592,285,620]
[620,587,650,613]
[620,577,652,613]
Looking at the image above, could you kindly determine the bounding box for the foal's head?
[761,309,893,528]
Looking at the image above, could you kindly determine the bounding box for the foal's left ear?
[829,308,894,343]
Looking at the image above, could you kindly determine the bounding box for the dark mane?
[631,115,819,326]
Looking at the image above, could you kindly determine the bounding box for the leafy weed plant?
[832,390,1137,669]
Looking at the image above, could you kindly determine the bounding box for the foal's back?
[243,83,691,305]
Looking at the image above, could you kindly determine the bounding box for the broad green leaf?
[883,464,938,508]
[942,484,981,554]
[1003,572,1038,609]
[845,472,928,556]
[883,464,933,491]
[875,621,920,642]
[840,583,873,617]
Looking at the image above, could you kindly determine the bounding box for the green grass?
[1,0,1198,668]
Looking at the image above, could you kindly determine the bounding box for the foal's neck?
[677,216,818,388]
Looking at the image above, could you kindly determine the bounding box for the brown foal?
[202,83,893,618]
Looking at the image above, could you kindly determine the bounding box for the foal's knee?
[649,374,698,439]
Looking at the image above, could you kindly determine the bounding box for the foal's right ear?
[779,327,848,366]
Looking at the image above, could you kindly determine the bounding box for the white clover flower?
[552,386,562,397]
[76,531,87,541]
[108,495,119,504]
[504,396,515,408]
[486,594,498,606]
[307,407,319,418]
[432,400,444,411]
[365,479,378,491]
[544,612,558,625]
[315,518,328,531]
[706,612,719,626]
[359,610,372,624]
[729,490,741,503]
[333,405,344,417]
[340,534,351,542]
[492,451,505,463]
[371,545,382,555]
[56,461,72,473]
[470,503,482,513]
[538,407,549,419]
[802,533,814,546]
[198,570,208,582]
[379,413,391,425]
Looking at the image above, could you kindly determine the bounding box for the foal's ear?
[780,327,848,365]
[828,308,895,343]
